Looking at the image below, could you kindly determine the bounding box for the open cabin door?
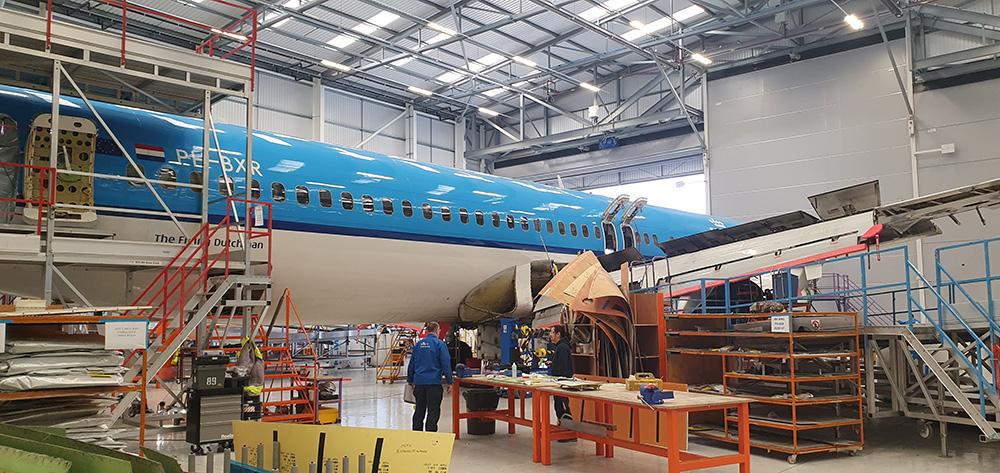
[23,114,97,224]
[601,194,629,254]
[619,197,647,250]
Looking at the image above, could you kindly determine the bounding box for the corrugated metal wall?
[213,71,455,164]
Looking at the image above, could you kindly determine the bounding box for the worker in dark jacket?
[549,325,573,421]
[407,321,453,432]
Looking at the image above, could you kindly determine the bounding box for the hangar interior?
[0,0,999,472]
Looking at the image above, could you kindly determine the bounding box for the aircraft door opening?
[621,224,635,249]
[23,114,97,224]
[602,222,617,253]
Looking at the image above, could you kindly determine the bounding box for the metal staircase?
[107,198,274,424]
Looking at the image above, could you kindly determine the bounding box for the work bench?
[453,376,753,472]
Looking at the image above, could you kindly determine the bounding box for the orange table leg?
[452,378,461,439]
[508,389,516,434]
[540,391,552,465]
[521,389,526,422]
[532,389,541,463]
[604,402,614,458]
[738,403,751,473]
[665,410,681,473]
[594,400,605,457]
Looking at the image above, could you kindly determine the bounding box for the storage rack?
[664,312,863,464]
[0,314,147,454]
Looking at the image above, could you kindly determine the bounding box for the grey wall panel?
[326,123,363,148]
[363,102,406,139]
[212,98,247,126]
[430,119,454,150]
[255,108,311,140]
[367,134,406,156]
[430,147,455,167]
[708,42,912,221]
[255,73,311,115]
[326,91,363,128]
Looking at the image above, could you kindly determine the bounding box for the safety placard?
[770,314,791,333]
[104,320,149,350]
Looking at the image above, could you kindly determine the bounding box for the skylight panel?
[579,0,639,22]
[483,88,505,97]
[622,6,705,41]
[436,71,466,83]
[327,35,355,49]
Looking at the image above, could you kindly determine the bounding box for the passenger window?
[319,190,332,208]
[534,219,541,232]
[272,182,285,202]
[644,233,650,245]
[491,212,500,228]
[422,203,433,219]
[295,186,309,205]
[506,215,515,230]
[158,167,177,190]
[218,176,233,196]
[402,200,413,217]
[594,226,601,240]
[250,179,261,199]
[520,216,529,231]
[189,171,202,194]
[382,198,394,215]
[341,192,354,210]
[570,223,578,237]
[558,221,566,235]
[652,234,659,245]
[459,208,469,224]
[635,231,641,244]
[546,220,554,234]
[475,211,485,226]
[362,195,374,213]
[582,225,590,238]
[441,207,452,222]
[126,164,143,187]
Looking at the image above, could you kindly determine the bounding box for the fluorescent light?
[321,60,351,72]
[436,71,466,83]
[327,35,355,49]
[281,0,301,8]
[274,18,291,28]
[407,86,433,96]
[844,14,864,30]
[691,53,712,65]
[622,6,705,41]
[426,33,451,45]
[478,107,499,117]
[211,28,248,42]
[580,0,638,21]
[512,55,536,67]
[580,82,601,92]
[352,11,399,36]
[391,56,414,67]
[483,87,505,97]
[427,22,457,37]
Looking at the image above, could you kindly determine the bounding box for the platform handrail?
[0,162,56,235]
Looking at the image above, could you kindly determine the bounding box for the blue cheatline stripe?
[99,210,587,255]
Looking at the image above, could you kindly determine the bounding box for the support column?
[242,85,254,337]
[312,77,325,142]
[202,91,211,225]
[405,103,417,160]
[43,59,60,304]
[453,117,466,170]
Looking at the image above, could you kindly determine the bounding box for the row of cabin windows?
[135,167,663,245]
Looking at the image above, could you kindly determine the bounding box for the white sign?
[770,314,791,333]
[104,320,149,350]
[254,205,264,227]
[0,322,6,354]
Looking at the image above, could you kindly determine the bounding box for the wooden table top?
[459,375,560,389]
[538,383,752,410]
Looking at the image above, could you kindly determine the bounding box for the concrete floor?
[156,368,1000,472]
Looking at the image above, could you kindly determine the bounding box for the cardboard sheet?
[233,421,454,473]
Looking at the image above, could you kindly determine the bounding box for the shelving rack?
[0,314,148,454]
[664,311,863,463]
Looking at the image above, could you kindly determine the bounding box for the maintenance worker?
[549,325,574,422]
[235,337,265,420]
[407,321,453,432]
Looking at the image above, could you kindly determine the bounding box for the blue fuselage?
[0,84,733,256]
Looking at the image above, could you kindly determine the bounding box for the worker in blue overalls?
[407,321,453,432]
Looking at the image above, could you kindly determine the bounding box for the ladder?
[257,290,320,423]
[376,330,412,384]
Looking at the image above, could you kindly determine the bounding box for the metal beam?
[918,4,1000,29]
[355,108,409,148]
[914,42,1000,71]
[927,19,1000,42]
[598,73,664,125]
[481,116,520,142]
[522,93,592,127]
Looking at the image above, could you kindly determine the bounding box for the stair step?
[262,399,312,407]
[262,413,314,423]
[262,386,315,393]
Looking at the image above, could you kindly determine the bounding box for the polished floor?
[158,368,1000,472]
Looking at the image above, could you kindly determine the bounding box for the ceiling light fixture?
[211,28,248,42]
[320,60,351,72]
[478,107,499,117]
[691,53,712,65]
[512,56,537,67]
[407,86,433,96]
[427,22,457,36]
[622,5,705,41]
[829,0,864,30]
[628,20,645,29]
[580,82,601,92]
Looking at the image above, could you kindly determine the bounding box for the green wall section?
[0,444,72,473]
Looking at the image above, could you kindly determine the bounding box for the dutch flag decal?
[134,144,165,161]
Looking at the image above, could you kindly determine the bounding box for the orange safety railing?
[123,198,272,368]
[0,162,56,235]
[260,289,321,423]
[44,0,257,90]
